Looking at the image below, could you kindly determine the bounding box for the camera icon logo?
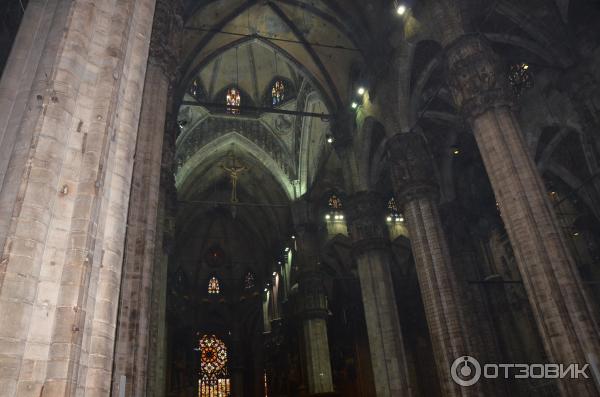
[451,356,481,386]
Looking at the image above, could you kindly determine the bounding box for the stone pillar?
[446,34,600,395]
[146,117,177,397]
[387,136,481,396]
[297,270,334,395]
[0,0,156,395]
[0,0,56,204]
[112,1,181,396]
[292,200,335,395]
[345,192,412,397]
[228,322,244,397]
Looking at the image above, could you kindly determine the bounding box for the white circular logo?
[451,356,481,386]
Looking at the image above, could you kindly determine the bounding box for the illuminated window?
[189,78,202,101]
[199,335,230,397]
[328,195,343,210]
[386,198,404,223]
[508,63,533,96]
[271,81,285,106]
[208,277,220,295]
[226,88,241,114]
[325,194,344,221]
[244,272,255,290]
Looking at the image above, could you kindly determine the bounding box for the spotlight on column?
[325,214,331,220]
[351,102,358,109]
[387,216,392,222]
[326,134,334,144]
[396,4,407,15]
[357,87,366,96]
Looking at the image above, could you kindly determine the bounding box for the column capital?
[388,133,438,205]
[345,192,390,254]
[290,198,318,230]
[296,271,328,319]
[149,0,183,80]
[445,34,514,120]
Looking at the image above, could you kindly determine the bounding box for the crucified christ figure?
[221,156,248,203]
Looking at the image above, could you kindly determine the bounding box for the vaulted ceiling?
[171,0,600,293]
[179,0,375,109]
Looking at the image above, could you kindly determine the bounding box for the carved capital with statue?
[149,0,183,80]
[296,271,328,320]
[345,191,390,254]
[446,35,514,120]
[388,133,438,206]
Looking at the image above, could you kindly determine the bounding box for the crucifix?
[220,153,248,203]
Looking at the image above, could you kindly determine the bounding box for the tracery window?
[271,80,285,106]
[199,335,230,397]
[386,198,404,222]
[325,194,344,221]
[226,88,241,114]
[208,277,220,295]
[508,62,533,96]
[244,272,255,290]
[328,195,343,210]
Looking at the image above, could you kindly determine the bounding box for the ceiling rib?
[267,1,343,108]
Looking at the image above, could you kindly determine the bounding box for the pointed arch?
[177,131,295,200]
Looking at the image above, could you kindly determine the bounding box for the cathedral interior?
[1,0,600,396]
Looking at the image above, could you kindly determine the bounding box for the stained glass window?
[199,335,230,397]
[226,88,241,114]
[388,198,399,216]
[272,81,285,106]
[508,63,533,96]
[244,272,255,290]
[189,78,202,101]
[325,194,344,221]
[208,277,220,295]
[328,195,343,210]
[387,198,404,222]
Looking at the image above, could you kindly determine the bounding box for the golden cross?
[220,153,248,203]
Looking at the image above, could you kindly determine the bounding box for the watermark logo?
[451,356,481,386]
[450,356,590,386]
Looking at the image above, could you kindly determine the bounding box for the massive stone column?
[0,0,156,395]
[112,1,181,396]
[446,34,600,395]
[292,201,335,395]
[0,0,56,203]
[146,121,177,397]
[229,323,245,397]
[345,192,412,397]
[297,270,334,395]
[388,135,481,397]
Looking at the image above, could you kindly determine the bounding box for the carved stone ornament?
[149,0,183,80]
[388,133,438,205]
[446,35,514,120]
[296,271,328,319]
[345,192,390,252]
